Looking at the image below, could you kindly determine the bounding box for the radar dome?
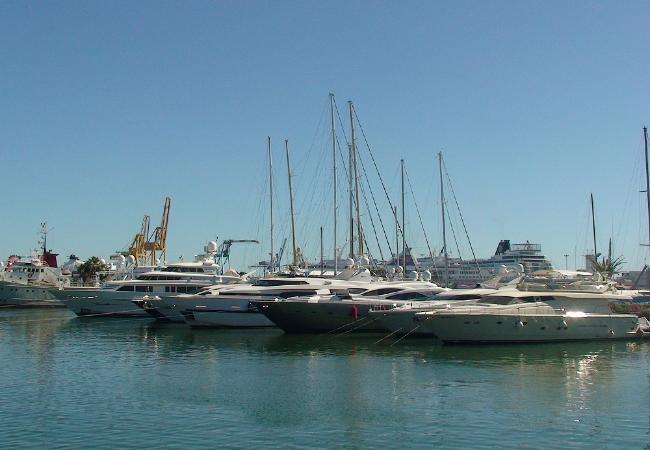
[207,241,218,253]
[118,255,126,264]
[127,255,136,264]
[421,270,432,281]
[408,271,418,281]
[358,256,370,266]
[100,258,106,265]
[346,258,355,268]
[387,267,395,275]
[155,258,161,266]
[395,265,404,274]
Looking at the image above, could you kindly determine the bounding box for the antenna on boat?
[439,152,449,287]
[330,93,338,275]
[285,139,298,267]
[268,136,274,274]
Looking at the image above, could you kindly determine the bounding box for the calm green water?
[1,309,649,449]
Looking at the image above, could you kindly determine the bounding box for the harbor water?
[1,309,649,449]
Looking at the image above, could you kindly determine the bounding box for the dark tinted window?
[386,292,431,301]
[361,287,403,296]
[117,285,135,292]
[254,279,309,287]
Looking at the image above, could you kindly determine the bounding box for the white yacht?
[415,302,644,343]
[156,266,376,327]
[54,261,241,317]
[253,281,447,333]
[370,288,498,337]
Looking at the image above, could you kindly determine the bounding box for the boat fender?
[558,320,568,330]
[516,320,524,328]
[352,305,359,320]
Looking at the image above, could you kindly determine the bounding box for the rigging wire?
[404,165,438,277]
[442,157,480,272]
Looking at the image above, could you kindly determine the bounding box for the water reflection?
[1,310,649,449]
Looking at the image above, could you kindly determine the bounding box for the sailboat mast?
[349,102,363,257]
[348,143,354,260]
[285,140,298,266]
[439,152,449,287]
[590,192,597,259]
[401,159,406,270]
[330,93,338,275]
[320,226,324,275]
[394,206,399,268]
[268,136,274,273]
[643,127,650,245]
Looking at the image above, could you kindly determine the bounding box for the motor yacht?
[254,281,447,333]
[369,288,498,337]
[415,301,646,343]
[54,261,241,317]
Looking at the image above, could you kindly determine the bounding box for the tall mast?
[330,93,338,275]
[320,226,324,275]
[401,159,406,270]
[349,101,363,257]
[285,140,298,266]
[348,143,354,259]
[643,127,650,245]
[268,136,274,273]
[590,192,597,260]
[394,206,399,268]
[439,152,449,287]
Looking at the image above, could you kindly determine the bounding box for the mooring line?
[373,328,403,345]
[390,325,420,346]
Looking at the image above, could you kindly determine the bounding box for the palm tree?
[589,255,625,279]
[78,257,110,284]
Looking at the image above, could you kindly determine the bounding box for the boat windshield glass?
[361,287,404,296]
[386,291,433,301]
[253,280,309,287]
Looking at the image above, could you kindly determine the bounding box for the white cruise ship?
[413,240,553,287]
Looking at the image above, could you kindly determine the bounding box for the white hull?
[372,299,479,336]
[417,312,640,342]
[53,289,149,317]
[0,282,62,307]
[177,296,275,328]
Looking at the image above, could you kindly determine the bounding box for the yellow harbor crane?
[127,215,150,264]
[142,197,171,266]
[124,197,171,266]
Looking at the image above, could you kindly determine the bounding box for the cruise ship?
[412,240,553,287]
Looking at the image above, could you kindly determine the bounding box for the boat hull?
[52,288,149,317]
[254,300,395,333]
[173,296,275,328]
[0,282,63,307]
[417,312,640,343]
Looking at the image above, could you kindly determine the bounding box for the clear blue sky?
[1,1,649,272]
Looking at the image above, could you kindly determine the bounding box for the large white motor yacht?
[54,261,241,317]
[415,302,644,343]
